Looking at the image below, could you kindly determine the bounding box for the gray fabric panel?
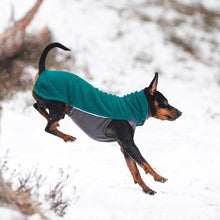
[66,106,136,142]
[66,106,118,142]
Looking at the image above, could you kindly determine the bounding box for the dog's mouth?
[154,108,182,121]
[165,115,175,121]
[165,110,182,121]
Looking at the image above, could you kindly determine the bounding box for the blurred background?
[0,0,219,219]
[0,0,219,99]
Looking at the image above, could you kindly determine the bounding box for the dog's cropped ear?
[148,72,158,95]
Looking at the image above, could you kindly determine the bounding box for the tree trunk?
[0,0,44,61]
[0,0,52,101]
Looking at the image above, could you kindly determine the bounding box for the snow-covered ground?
[0,0,220,219]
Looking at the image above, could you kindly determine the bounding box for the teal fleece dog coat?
[34,69,148,126]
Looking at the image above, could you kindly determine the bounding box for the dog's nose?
[177,110,182,117]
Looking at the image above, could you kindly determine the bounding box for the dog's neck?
[147,101,152,119]
[144,88,155,119]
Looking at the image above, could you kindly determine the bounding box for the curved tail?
[39,42,71,74]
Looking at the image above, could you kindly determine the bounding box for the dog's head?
[144,73,182,121]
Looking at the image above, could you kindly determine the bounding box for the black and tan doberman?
[32,43,182,195]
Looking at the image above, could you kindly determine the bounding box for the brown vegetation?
[0,159,75,218]
[0,0,51,101]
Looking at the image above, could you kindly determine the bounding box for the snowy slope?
[1,0,220,219]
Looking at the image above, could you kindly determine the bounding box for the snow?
[0,0,220,219]
[0,207,48,220]
[0,208,25,220]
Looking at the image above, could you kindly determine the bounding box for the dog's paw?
[63,135,76,142]
[154,177,168,183]
[142,187,156,195]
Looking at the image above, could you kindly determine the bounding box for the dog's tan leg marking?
[34,104,50,121]
[120,148,156,195]
[38,108,49,120]
[138,162,167,183]
[50,121,76,142]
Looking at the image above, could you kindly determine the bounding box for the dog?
[32,42,182,195]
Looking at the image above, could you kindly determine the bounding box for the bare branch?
[0,0,44,61]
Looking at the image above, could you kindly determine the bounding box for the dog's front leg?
[121,137,167,184]
[108,120,167,194]
[120,146,156,195]
[138,161,168,183]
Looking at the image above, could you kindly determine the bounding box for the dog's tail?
[39,42,71,74]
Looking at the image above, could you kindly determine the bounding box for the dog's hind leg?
[45,102,76,142]
[120,146,156,195]
[33,103,50,120]
[33,92,50,121]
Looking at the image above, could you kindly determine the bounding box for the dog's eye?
[163,100,168,106]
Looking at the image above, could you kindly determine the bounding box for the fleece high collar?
[34,69,149,126]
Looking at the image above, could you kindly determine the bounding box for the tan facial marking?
[153,101,179,121]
